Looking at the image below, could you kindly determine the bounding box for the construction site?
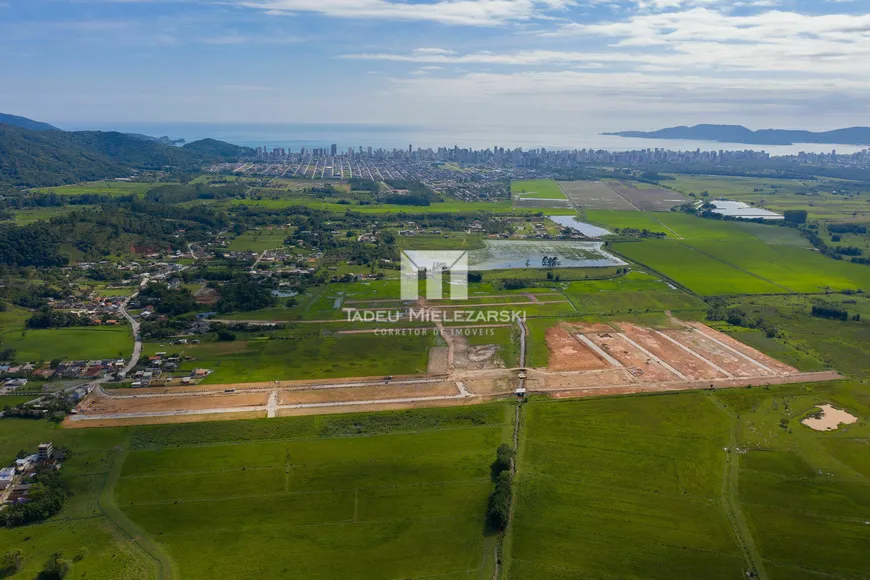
[68,319,839,427]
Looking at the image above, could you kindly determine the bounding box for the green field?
[0,420,154,580]
[665,174,870,222]
[614,240,784,295]
[0,395,40,407]
[709,294,870,379]
[511,180,566,200]
[7,206,97,224]
[144,326,436,384]
[194,198,576,216]
[30,181,168,197]
[582,209,671,235]
[227,229,292,252]
[716,381,870,579]
[0,305,133,361]
[115,405,509,579]
[559,271,706,315]
[611,213,870,295]
[507,392,745,579]
[506,381,870,580]
[3,378,868,580]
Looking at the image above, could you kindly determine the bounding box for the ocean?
[60,122,868,156]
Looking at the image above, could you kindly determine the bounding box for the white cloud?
[232,0,574,26]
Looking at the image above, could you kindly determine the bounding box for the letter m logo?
[401,250,468,301]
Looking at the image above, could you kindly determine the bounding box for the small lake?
[549,216,612,238]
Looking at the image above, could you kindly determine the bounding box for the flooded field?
[550,215,612,238]
[801,404,859,431]
[468,240,626,270]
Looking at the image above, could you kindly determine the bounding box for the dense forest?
[0,123,253,188]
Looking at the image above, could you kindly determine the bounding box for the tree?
[493,444,514,475]
[487,471,513,530]
[1,549,24,577]
[217,329,236,342]
[783,209,808,224]
[39,552,71,580]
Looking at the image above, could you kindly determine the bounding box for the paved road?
[117,294,143,377]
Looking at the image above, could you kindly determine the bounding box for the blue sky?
[1,0,868,133]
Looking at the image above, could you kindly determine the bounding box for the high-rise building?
[330,143,337,156]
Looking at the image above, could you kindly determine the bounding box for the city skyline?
[1,0,868,134]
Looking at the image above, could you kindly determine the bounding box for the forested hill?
[182,138,253,160]
[603,124,870,146]
[0,124,254,188]
[0,113,59,132]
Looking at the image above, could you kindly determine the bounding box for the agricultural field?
[507,381,870,580]
[612,212,870,295]
[709,294,870,379]
[144,326,437,384]
[397,232,485,251]
[559,271,706,315]
[607,180,688,211]
[511,179,566,200]
[0,305,133,361]
[0,419,154,580]
[29,181,166,197]
[507,392,745,579]
[557,180,635,210]
[614,240,785,295]
[665,175,807,198]
[665,174,870,222]
[6,206,97,224]
[714,381,870,580]
[0,394,40,407]
[197,197,575,216]
[227,228,293,252]
[113,405,509,580]
[582,209,672,235]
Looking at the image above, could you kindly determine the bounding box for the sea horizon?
[57,121,869,157]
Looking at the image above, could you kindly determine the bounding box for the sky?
[1,0,869,136]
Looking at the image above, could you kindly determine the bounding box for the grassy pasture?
[145,326,436,384]
[116,405,510,580]
[30,181,165,197]
[665,174,870,222]
[0,394,40,407]
[713,381,870,579]
[559,271,706,315]
[710,294,870,379]
[227,229,292,252]
[0,420,153,580]
[0,305,133,361]
[511,179,567,200]
[582,209,669,235]
[8,206,97,224]
[210,198,575,215]
[614,240,785,295]
[507,393,744,579]
[611,212,870,295]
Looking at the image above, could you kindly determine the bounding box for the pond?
[549,215,612,238]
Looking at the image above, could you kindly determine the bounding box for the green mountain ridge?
[0,122,254,188]
[0,113,59,132]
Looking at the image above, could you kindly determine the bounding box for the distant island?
[602,124,870,146]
